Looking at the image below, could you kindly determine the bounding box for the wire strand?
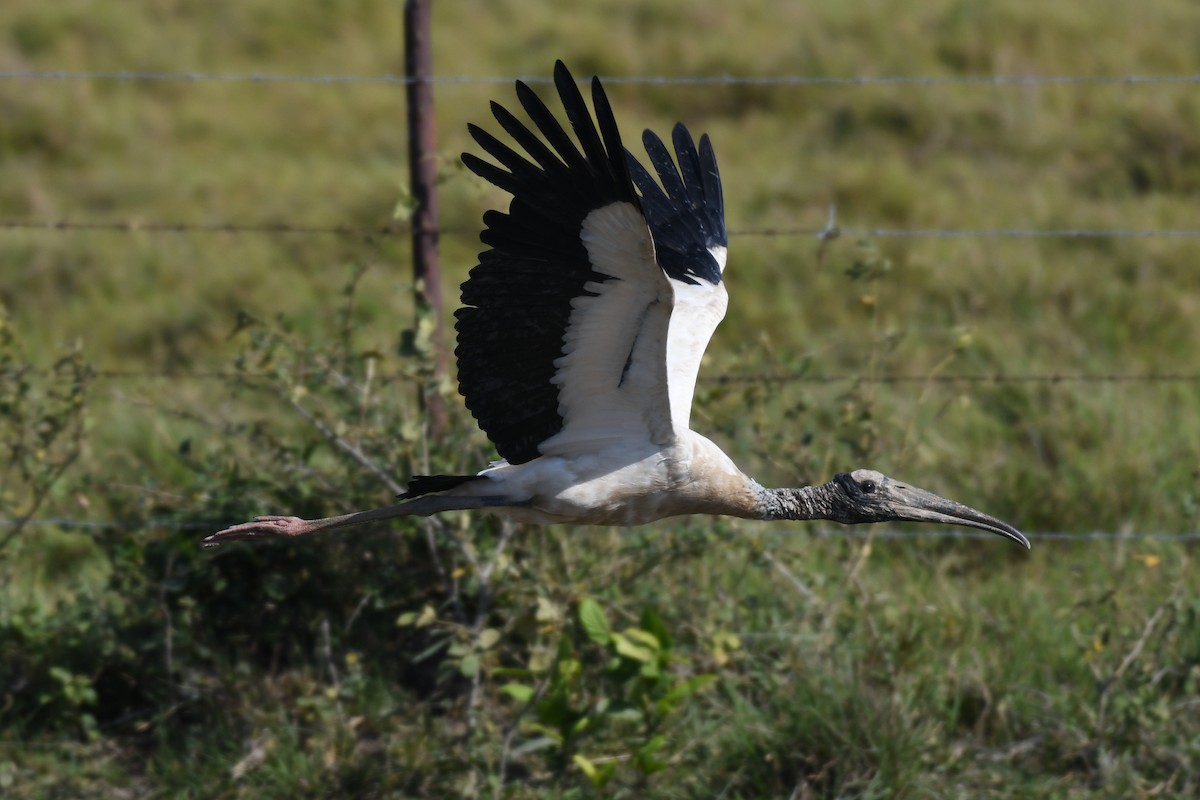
[6,367,1200,385]
[4,69,1200,88]
[0,219,406,237]
[4,515,1197,542]
[703,371,1200,385]
[6,219,1200,240]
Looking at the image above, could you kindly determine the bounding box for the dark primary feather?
[627,125,726,287]
[457,60,640,465]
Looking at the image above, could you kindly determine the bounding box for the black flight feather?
[457,61,639,464]
[627,124,727,286]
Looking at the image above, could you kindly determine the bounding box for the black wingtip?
[552,60,575,94]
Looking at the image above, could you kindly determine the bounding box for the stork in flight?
[204,62,1028,550]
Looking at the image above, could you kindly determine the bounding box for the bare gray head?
[758,468,1029,548]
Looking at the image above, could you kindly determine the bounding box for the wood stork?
[204,61,1028,550]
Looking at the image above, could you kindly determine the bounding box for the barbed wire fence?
[3,515,1198,542]
[5,65,1199,541]
[6,218,1200,239]
[4,68,1200,86]
[5,366,1200,385]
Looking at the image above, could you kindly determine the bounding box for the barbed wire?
[7,367,1200,385]
[4,69,1200,88]
[0,219,407,237]
[6,219,1200,241]
[807,529,1200,543]
[738,227,1200,239]
[3,515,1197,542]
[704,372,1200,386]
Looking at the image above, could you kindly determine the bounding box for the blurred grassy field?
[2,0,1199,797]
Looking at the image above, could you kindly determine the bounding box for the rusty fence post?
[404,0,448,437]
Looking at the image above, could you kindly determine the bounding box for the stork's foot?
[203,515,313,548]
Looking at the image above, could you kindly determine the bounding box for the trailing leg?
[202,495,517,548]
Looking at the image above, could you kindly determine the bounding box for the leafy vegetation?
[2,0,1200,797]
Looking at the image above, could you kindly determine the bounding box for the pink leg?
[203,503,417,548]
[202,515,319,547]
[202,495,516,549]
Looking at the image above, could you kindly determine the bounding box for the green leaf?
[624,627,662,651]
[528,648,555,674]
[500,682,534,704]
[606,705,644,724]
[634,735,669,774]
[411,636,450,664]
[578,598,610,645]
[639,734,667,756]
[459,654,479,678]
[477,627,501,650]
[558,657,582,681]
[535,595,561,623]
[535,694,572,728]
[657,674,718,716]
[573,753,597,780]
[393,192,418,221]
[640,607,672,650]
[491,667,533,679]
[413,604,437,627]
[612,631,654,663]
[511,736,559,756]
[526,723,563,744]
[572,754,616,788]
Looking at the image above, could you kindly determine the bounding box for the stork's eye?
[860,480,877,494]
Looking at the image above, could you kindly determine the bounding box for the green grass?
[3,0,1200,797]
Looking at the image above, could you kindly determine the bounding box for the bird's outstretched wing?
[628,126,728,430]
[458,61,727,464]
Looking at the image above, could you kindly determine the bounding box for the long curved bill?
[892,487,1030,549]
